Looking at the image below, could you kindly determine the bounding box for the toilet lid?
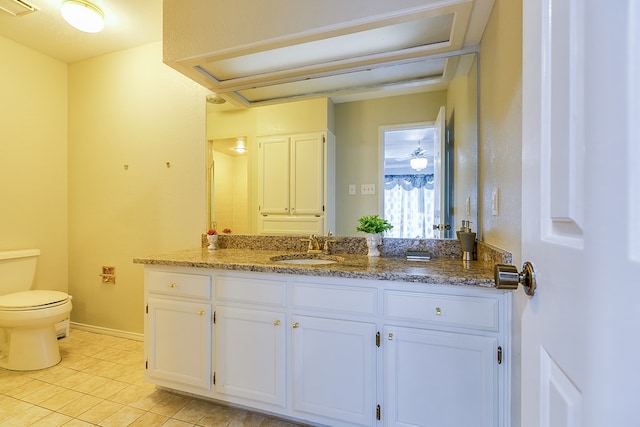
[0,290,69,309]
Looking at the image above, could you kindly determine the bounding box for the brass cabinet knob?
[197,310,205,316]
[168,283,176,288]
[435,307,442,316]
[292,322,300,328]
[273,320,281,326]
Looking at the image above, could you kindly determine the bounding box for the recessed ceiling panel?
[197,14,453,82]
[234,57,448,104]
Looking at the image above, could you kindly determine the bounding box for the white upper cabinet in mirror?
[164,0,494,107]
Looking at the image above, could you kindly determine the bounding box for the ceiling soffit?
[176,2,478,107]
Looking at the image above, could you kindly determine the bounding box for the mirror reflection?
[206,53,478,238]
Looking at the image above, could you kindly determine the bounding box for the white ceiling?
[0,0,161,63]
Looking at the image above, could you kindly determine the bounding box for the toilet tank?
[0,249,40,296]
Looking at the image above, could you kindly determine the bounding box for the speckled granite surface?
[201,234,511,262]
[134,242,511,288]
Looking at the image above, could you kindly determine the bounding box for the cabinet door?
[146,297,212,390]
[291,315,376,426]
[259,136,290,214]
[215,306,286,407]
[384,326,498,427]
[290,133,324,215]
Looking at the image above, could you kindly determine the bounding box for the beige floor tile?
[0,373,33,393]
[0,405,51,426]
[58,353,100,371]
[119,351,145,367]
[112,339,144,353]
[71,375,112,394]
[171,398,217,423]
[1,379,49,400]
[54,370,94,389]
[81,359,120,379]
[196,405,239,427]
[20,383,66,404]
[39,388,85,411]
[90,379,130,399]
[56,393,102,417]
[129,411,170,426]
[37,366,77,385]
[61,419,96,427]
[160,419,195,427]
[107,382,157,405]
[148,391,190,417]
[115,364,145,384]
[28,411,73,427]
[71,342,107,357]
[76,399,123,424]
[98,405,146,427]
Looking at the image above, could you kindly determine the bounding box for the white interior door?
[521,1,640,426]
[432,106,446,237]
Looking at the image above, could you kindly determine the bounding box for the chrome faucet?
[301,234,322,253]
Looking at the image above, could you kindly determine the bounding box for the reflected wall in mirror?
[207,136,252,233]
[206,53,478,239]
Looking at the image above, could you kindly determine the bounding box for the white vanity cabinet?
[144,268,213,391]
[383,289,508,427]
[290,281,378,426]
[257,131,335,235]
[142,266,511,427]
[213,274,287,409]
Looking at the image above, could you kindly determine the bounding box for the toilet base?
[0,324,61,371]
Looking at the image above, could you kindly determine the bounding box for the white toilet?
[0,249,73,371]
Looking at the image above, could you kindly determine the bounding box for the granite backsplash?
[201,234,512,266]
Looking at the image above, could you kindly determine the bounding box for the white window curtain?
[384,175,435,238]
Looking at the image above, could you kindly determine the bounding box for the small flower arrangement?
[222,228,232,234]
[356,214,394,234]
[207,229,217,235]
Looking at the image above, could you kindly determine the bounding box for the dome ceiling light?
[61,0,104,33]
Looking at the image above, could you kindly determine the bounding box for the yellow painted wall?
[67,42,209,333]
[447,56,479,230]
[478,1,523,424]
[0,36,68,293]
[479,0,523,264]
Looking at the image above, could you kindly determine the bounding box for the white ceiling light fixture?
[235,138,247,154]
[61,0,104,33]
[410,156,428,172]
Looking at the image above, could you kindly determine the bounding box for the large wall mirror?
[206,52,478,239]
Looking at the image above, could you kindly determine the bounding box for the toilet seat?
[0,290,70,311]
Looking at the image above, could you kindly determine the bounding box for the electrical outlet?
[361,184,376,195]
[348,184,356,195]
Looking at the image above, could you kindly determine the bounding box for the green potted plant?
[356,215,393,256]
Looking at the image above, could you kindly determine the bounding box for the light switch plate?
[361,184,376,195]
[492,188,499,216]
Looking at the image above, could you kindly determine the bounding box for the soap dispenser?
[456,221,476,261]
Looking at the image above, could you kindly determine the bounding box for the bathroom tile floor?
[0,329,309,427]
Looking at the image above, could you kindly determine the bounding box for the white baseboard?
[70,322,143,342]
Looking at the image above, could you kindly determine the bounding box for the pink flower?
[207,229,217,235]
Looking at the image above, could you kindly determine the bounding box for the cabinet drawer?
[384,291,499,331]
[216,275,286,307]
[147,270,212,299]
[292,283,377,316]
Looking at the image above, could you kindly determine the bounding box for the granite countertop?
[133,247,498,289]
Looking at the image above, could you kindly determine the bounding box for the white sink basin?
[270,254,343,265]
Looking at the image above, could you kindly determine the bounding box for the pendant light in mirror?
[410,156,428,171]
[61,0,104,33]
